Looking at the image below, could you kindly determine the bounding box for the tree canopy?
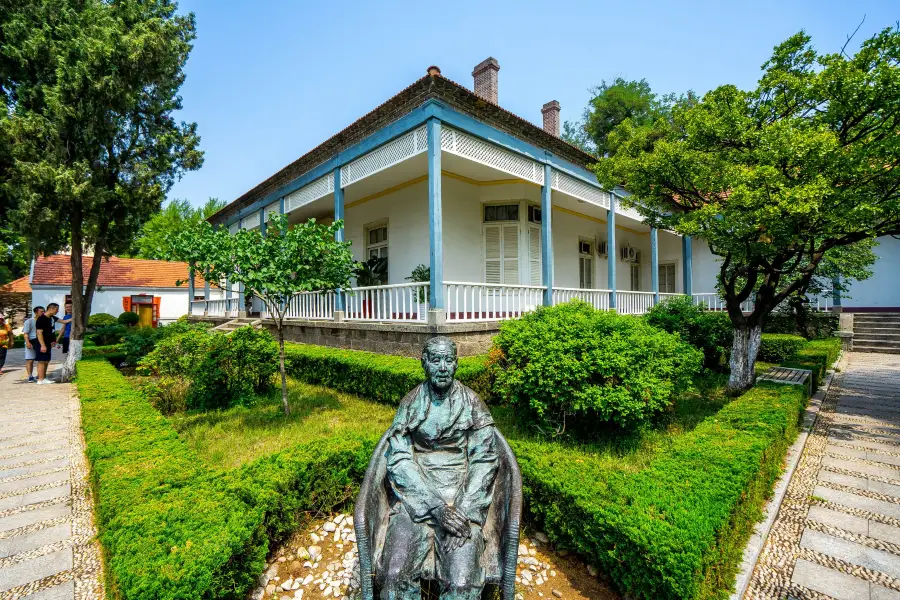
[168,214,357,415]
[595,27,900,390]
[131,198,224,260]
[0,0,202,377]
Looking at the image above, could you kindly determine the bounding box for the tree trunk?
[61,223,107,381]
[277,323,289,416]
[727,323,762,392]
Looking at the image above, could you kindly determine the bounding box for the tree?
[168,214,357,416]
[0,227,29,285]
[595,27,900,391]
[131,198,224,259]
[0,0,203,379]
[562,78,695,156]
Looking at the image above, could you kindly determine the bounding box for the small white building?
[30,255,221,327]
[194,58,897,355]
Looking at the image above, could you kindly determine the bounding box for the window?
[484,224,519,284]
[366,223,388,284]
[527,205,542,224]
[631,264,641,291]
[528,226,542,285]
[484,204,519,222]
[658,263,676,293]
[579,240,593,289]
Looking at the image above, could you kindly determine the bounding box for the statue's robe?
[376,381,499,597]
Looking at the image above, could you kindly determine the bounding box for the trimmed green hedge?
[82,343,122,357]
[515,381,808,600]
[757,333,807,363]
[782,337,841,390]
[77,359,377,600]
[282,343,492,403]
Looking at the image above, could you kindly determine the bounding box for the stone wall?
[188,317,499,357]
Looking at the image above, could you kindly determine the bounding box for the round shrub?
[117,311,140,327]
[190,327,278,410]
[92,325,127,346]
[139,328,212,377]
[88,313,117,328]
[644,295,732,370]
[493,301,703,433]
[121,327,163,366]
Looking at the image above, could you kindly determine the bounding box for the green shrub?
[757,333,807,363]
[516,381,807,600]
[282,343,492,404]
[76,358,376,600]
[120,327,163,366]
[645,296,733,369]
[189,327,278,410]
[140,375,190,415]
[117,311,140,327]
[92,324,127,346]
[781,337,841,390]
[82,344,122,357]
[12,333,24,348]
[494,301,703,432]
[764,310,838,339]
[88,312,117,328]
[140,328,212,377]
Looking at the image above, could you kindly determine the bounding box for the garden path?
[747,352,900,600]
[0,349,103,600]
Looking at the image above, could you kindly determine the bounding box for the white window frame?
[364,220,389,284]
[658,262,677,294]
[579,237,595,289]
[630,263,642,291]
[482,200,527,285]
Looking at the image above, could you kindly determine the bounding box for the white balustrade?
[615,291,656,315]
[345,282,429,323]
[552,288,612,311]
[286,290,336,320]
[190,300,208,315]
[444,282,545,322]
[205,299,227,317]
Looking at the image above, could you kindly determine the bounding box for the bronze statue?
[354,337,522,600]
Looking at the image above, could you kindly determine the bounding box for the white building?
[195,59,897,354]
[31,255,221,327]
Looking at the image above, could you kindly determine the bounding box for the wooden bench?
[757,366,813,396]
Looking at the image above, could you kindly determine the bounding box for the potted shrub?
[354,257,387,318]
[406,264,430,320]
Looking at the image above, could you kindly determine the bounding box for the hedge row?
[77,359,377,600]
[782,337,842,390]
[282,343,492,403]
[82,343,122,357]
[757,333,807,363]
[515,381,808,600]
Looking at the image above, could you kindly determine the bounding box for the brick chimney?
[542,100,560,137]
[472,57,500,105]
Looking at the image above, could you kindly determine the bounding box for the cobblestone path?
[747,352,900,600]
[0,349,103,600]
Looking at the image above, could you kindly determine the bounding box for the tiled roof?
[0,276,30,293]
[31,255,194,289]
[211,72,598,224]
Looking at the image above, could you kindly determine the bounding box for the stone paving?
[0,349,103,600]
[747,352,900,600]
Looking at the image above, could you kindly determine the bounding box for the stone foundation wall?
[187,316,499,357]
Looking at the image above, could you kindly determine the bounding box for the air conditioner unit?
[579,241,592,255]
[634,251,642,264]
[597,241,608,257]
[620,245,638,263]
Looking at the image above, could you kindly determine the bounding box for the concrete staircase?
[852,313,900,354]
[211,317,262,333]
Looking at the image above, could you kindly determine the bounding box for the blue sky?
[169,0,897,208]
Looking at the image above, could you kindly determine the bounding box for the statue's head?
[422,336,458,394]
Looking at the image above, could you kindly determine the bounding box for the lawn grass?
[166,377,395,470]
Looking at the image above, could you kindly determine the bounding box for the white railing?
[615,291,656,315]
[659,292,681,300]
[190,300,207,315]
[345,282,429,323]
[206,299,227,317]
[552,287,612,311]
[286,290,336,320]
[691,293,833,313]
[444,282,545,322]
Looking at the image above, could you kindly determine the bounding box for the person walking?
[23,306,43,382]
[35,302,58,385]
[57,301,73,354]
[0,315,12,375]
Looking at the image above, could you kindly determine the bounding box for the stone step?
[854,315,900,323]
[852,330,900,340]
[853,338,900,348]
[853,326,900,335]
[854,346,900,355]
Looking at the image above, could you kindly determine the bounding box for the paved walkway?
[748,352,900,600]
[0,349,103,600]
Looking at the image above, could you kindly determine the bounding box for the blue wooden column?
[832,277,842,308]
[187,269,195,315]
[334,167,346,312]
[541,163,554,306]
[427,118,443,310]
[259,207,266,237]
[650,227,659,305]
[607,192,617,309]
[682,235,693,296]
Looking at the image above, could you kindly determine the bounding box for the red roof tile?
[31,255,195,289]
[0,276,30,293]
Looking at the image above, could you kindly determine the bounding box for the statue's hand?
[433,505,469,538]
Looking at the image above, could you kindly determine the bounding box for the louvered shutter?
[502,224,519,285]
[529,226,542,285]
[484,225,502,284]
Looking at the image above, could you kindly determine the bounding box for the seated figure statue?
[354,337,522,600]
